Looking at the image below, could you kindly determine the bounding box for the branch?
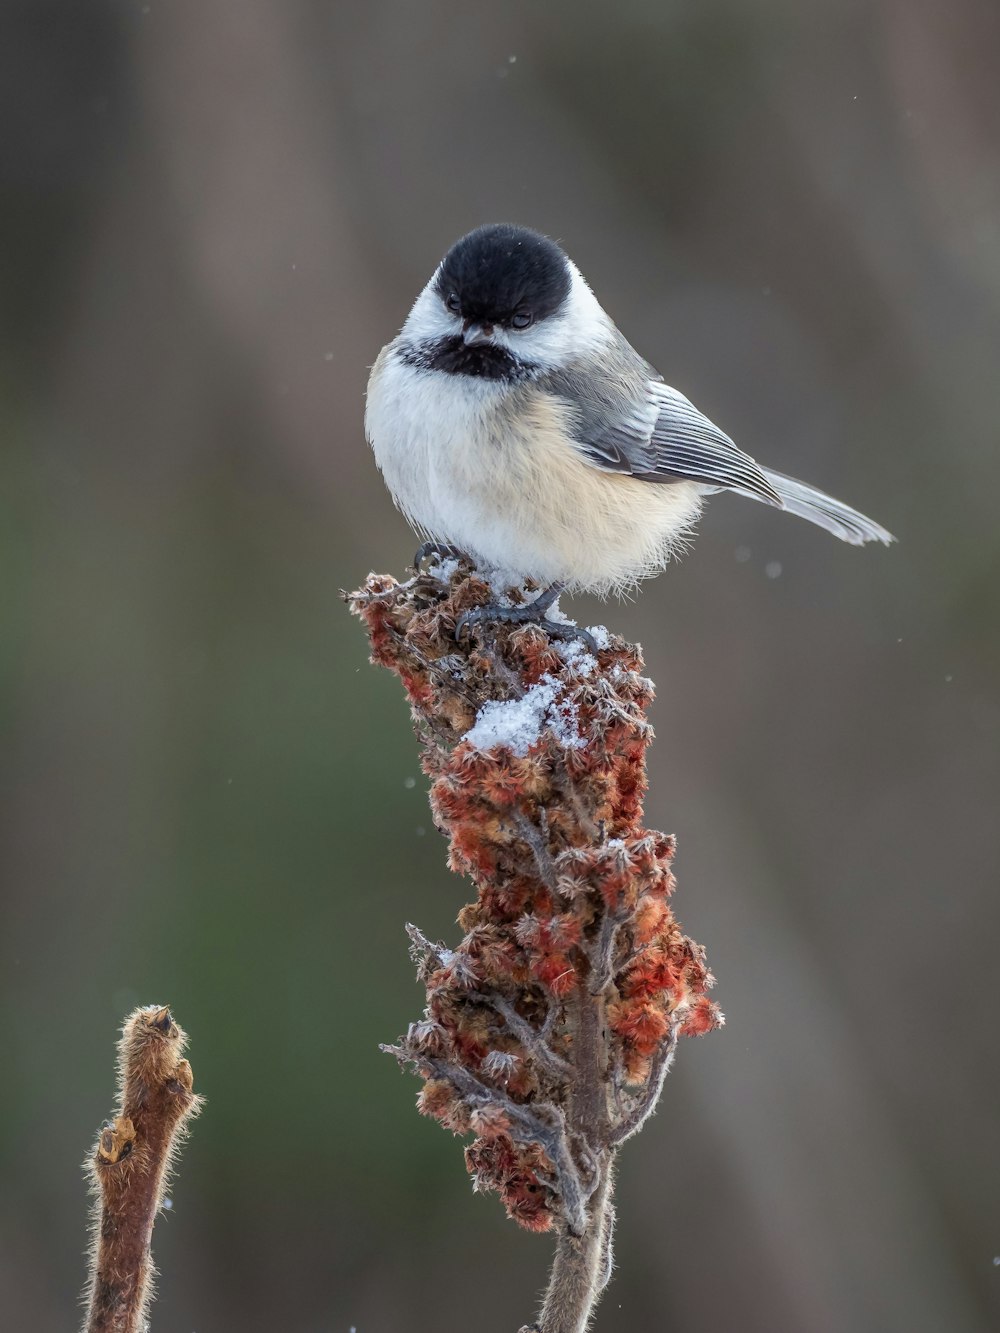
[467,990,573,1079]
[388,1044,589,1236]
[610,1022,680,1146]
[348,565,722,1331]
[512,810,560,893]
[532,1167,616,1333]
[586,910,625,995]
[83,1006,202,1333]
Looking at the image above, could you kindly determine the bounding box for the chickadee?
[366,223,893,631]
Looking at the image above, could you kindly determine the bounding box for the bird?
[365,223,893,637]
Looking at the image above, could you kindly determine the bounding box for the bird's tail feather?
[760,468,895,546]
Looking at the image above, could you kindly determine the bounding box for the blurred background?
[1,2,998,1330]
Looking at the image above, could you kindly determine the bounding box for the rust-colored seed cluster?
[84,1006,201,1333]
[349,562,720,1252]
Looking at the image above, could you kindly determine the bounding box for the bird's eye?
[445,292,461,315]
[510,310,534,330]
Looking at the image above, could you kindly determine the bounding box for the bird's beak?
[462,320,494,347]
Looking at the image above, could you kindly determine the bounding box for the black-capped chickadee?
[366,223,893,631]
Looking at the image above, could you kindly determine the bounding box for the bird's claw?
[412,542,469,575]
[455,600,599,654]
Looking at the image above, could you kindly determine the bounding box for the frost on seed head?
[464,676,585,756]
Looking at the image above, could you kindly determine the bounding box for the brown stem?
[566,975,609,1171]
[524,972,614,1333]
[84,1006,202,1333]
[528,1166,616,1333]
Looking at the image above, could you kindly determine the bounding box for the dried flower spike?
[349,560,722,1333]
[83,1005,202,1333]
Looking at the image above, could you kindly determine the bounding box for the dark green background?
[2,2,998,1330]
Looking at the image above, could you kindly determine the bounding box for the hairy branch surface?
[83,1006,202,1333]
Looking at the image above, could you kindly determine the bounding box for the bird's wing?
[560,373,782,507]
[758,468,895,545]
[555,372,894,546]
[644,384,782,505]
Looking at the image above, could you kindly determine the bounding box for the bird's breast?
[365,345,703,593]
[366,345,531,531]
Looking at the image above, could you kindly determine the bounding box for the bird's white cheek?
[502,293,613,371]
[401,281,460,344]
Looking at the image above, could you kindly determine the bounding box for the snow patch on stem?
[464,676,585,755]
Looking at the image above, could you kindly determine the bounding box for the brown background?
[1,2,998,1330]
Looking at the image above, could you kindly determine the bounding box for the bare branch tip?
[82,1005,201,1333]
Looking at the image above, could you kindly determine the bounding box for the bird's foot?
[456,583,598,653]
[412,542,470,574]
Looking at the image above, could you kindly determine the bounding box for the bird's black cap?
[434,224,571,326]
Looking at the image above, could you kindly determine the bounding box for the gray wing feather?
[540,362,662,475]
[761,469,895,545]
[640,385,782,505]
[549,366,781,506]
[545,364,893,546]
